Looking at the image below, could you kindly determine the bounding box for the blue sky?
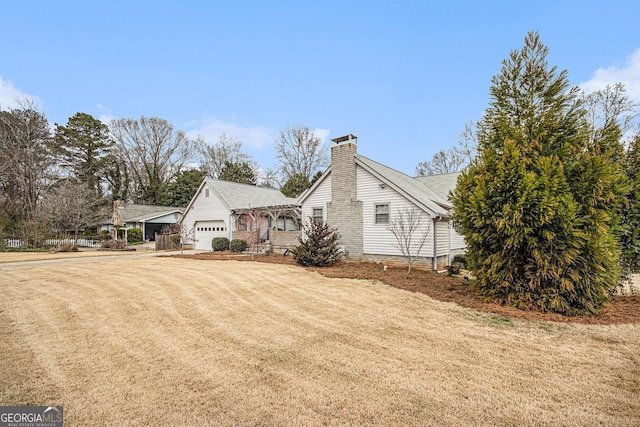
[1,1,639,175]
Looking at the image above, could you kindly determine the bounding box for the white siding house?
[298,134,465,270]
[180,178,299,251]
[300,171,332,224]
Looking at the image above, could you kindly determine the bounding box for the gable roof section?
[102,204,184,225]
[298,155,459,218]
[181,178,298,225]
[297,168,330,204]
[205,178,297,210]
[355,155,454,217]
[120,204,184,223]
[415,172,461,201]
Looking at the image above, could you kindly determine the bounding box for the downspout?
[432,217,438,271]
[448,216,452,266]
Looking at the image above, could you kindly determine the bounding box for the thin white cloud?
[580,49,640,102]
[186,117,274,150]
[311,127,331,145]
[0,76,41,109]
[96,104,116,124]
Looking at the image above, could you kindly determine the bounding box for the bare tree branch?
[275,125,329,181]
[197,133,256,179]
[388,207,431,274]
[415,122,476,176]
[109,116,197,204]
[41,179,107,238]
[581,83,639,145]
[0,98,55,241]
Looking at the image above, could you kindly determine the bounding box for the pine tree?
[219,161,257,185]
[54,112,112,198]
[293,220,342,267]
[451,32,626,315]
[280,173,310,198]
[160,169,204,207]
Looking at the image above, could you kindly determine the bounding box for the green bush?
[229,239,247,252]
[452,254,467,268]
[127,228,143,243]
[446,262,464,276]
[83,227,98,237]
[99,230,112,240]
[294,221,342,267]
[211,237,230,251]
[170,234,181,249]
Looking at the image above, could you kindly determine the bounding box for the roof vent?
[331,134,358,145]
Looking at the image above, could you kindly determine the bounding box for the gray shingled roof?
[101,204,184,225]
[120,204,184,222]
[355,155,457,217]
[205,178,297,210]
[415,171,461,201]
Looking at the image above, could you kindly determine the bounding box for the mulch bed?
[176,251,640,325]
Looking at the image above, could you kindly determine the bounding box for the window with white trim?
[312,208,323,224]
[375,203,389,224]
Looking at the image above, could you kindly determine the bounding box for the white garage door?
[194,220,228,250]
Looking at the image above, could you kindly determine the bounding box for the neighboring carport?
[107,204,184,241]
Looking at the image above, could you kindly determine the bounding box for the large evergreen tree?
[159,169,204,207]
[219,161,256,185]
[620,132,640,274]
[280,173,310,198]
[54,112,112,198]
[451,32,626,315]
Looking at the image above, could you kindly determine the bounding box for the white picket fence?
[3,238,101,248]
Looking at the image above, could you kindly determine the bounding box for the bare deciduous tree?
[416,122,477,176]
[415,149,465,176]
[581,82,638,145]
[275,125,329,181]
[0,98,55,242]
[179,224,196,255]
[198,133,257,179]
[42,179,107,238]
[258,167,282,189]
[388,207,431,274]
[237,209,265,260]
[109,116,197,204]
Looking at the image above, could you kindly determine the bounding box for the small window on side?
[312,208,323,224]
[375,204,389,224]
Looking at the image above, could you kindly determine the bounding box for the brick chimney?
[327,134,363,258]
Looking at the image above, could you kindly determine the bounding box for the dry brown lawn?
[0,246,156,264]
[1,256,638,426]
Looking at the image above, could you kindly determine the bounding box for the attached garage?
[194,220,228,250]
[180,178,300,251]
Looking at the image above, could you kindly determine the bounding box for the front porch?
[231,204,301,253]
